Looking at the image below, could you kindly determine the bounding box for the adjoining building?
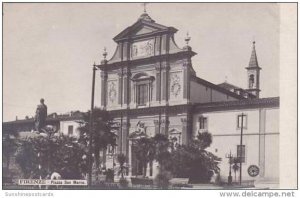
[96,11,279,186]
[3,111,83,138]
[193,97,279,187]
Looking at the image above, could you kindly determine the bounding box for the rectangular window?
[237,145,246,163]
[137,84,148,106]
[68,125,73,135]
[107,145,115,155]
[237,114,247,129]
[199,116,208,130]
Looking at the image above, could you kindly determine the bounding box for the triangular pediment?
[113,19,177,42]
[135,26,158,35]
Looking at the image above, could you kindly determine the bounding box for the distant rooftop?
[3,111,85,125]
[218,82,242,90]
[218,81,256,99]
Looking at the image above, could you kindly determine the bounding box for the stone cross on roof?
[142,3,149,13]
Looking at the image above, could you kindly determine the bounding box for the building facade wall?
[110,109,189,177]
[104,58,191,111]
[193,107,279,183]
[59,120,81,138]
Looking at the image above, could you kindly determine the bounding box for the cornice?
[98,51,196,71]
[193,97,279,113]
[109,104,192,117]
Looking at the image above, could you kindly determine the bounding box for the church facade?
[98,12,279,185]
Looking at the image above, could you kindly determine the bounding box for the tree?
[129,131,220,183]
[117,153,127,178]
[3,126,19,170]
[77,108,118,171]
[15,137,40,178]
[196,132,212,149]
[167,132,221,183]
[15,131,88,179]
[152,134,171,170]
[131,137,155,177]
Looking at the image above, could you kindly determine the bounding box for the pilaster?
[160,118,169,136]
[117,69,123,106]
[155,65,161,103]
[122,119,130,156]
[123,41,129,61]
[118,120,123,154]
[161,63,170,104]
[154,120,160,134]
[183,59,191,103]
[128,140,133,176]
[100,71,108,109]
[123,67,131,107]
[181,118,188,145]
[259,109,266,177]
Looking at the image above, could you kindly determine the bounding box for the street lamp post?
[88,63,97,188]
[225,151,233,185]
[87,48,107,188]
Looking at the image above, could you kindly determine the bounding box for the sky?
[3,3,280,122]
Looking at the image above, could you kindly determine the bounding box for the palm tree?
[77,108,118,172]
[152,134,170,170]
[197,131,212,150]
[132,137,155,177]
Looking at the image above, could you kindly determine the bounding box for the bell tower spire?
[246,41,261,98]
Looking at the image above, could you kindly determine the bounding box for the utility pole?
[88,64,97,188]
[239,113,245,186]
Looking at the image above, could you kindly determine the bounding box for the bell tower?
[246,41,261,98]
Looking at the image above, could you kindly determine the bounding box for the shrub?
[105,169,114,182]
[166,133,221,184]
[172,183,193,188]
[215,173,224,186]
[15,134,88,179]
[155,170,172,189]
[119,177,129,188]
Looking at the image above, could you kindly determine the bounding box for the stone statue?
[136,121,147,134]
[35,98,47,132]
